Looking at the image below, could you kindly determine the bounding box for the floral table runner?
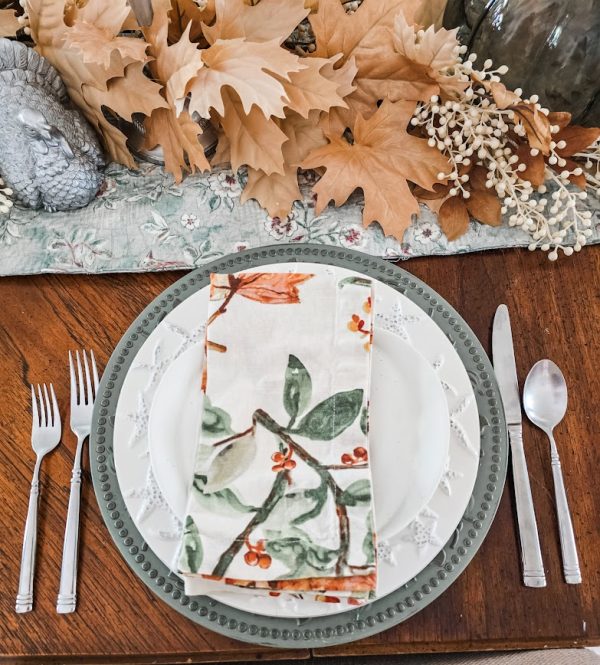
[0,163,598,275]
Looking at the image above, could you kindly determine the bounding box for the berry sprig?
[341,446,368,466]
[243,538,272,569]
[271,448,296,472]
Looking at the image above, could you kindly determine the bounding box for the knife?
[493,304,546,588]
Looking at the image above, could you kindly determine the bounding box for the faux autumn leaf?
[168,0,215,43]
[465,189,501,227]
[412,0,449,29]
[510,102,552,155]
[438,196,469,240]
[241,111,327,218]
[203,0,309,45]
[515,144,545,188]
[280,57,349,119]
[218,89,288,174]
[141,0,208,180]
[554,125,600,157]
[0,9,19,36]
[27,0,166,167]
[63,0,149,68]
[187,37,303,119]
[302,99,449,237]
[310,0,430,120]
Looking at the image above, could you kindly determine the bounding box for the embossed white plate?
[113,263,480,619]
[148,330,450,540]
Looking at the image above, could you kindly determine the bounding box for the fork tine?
[90,349,99,395]
[37,384,47,427]
[83,350,93,405]
[50,383,61,430]
[75,350,84,405]
[42,384,51,427]
[31,384,39,430]
[69,351,77,409]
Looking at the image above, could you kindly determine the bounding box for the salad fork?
[56,350,99,614]
[16,384,61,613]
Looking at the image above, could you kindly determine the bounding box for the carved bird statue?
[0,38,105,211]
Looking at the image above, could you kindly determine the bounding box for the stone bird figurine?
[0,38,105,211]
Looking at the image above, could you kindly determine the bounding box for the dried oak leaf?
[203,0,309,45]
[63,0,149,68]
[187,37,303,119]
[0,9,19,36]
[141,0,209,181]
[241,111,327,218]
[28,0,167,167]
[302,99,449,238]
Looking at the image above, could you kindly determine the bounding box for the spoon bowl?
[523,359,568,433]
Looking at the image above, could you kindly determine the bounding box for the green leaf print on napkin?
[362,511,375,565]
[283,354,312,425]
[266,528,339,578]
[193,475,258,516]
[341,479,372,507]
[202,398,234,438]
[292,389,364,440]
[204,431,257,493]
[181,516,203,574]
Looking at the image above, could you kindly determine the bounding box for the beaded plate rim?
[90,243,508,649]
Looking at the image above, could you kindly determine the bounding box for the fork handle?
[57,437,84,613]
[16,466,41,613]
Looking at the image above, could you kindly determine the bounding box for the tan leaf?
[465,189,501,226]
[168,0,215,43]
[241,111,326,217]
[203,0,309,45]
[219,89,287,174]
[392,12,459,70]
[143,1,203,106]
[468,164,489,191]
[412,0,448,29]
[280,57,347,118]
[515,144,545,187]
[547,111,571,130]
[63,21,149,69]
[554,125,600,157]
[510,102,552,155]
[487,81,521,110]
[414,183,450,215]
[144,108,210,182]
[559,158,587,190]
[320,53,358,99]
[211,129,231,165]
[302,99,449,238]
[0,9,20,36]
[84,62,168,122]
[187,38,303,119]
[438,196,469,240]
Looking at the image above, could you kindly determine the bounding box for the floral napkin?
[177,270,377,601]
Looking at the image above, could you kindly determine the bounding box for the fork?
[56,350,99,614]
[16,384,61,613]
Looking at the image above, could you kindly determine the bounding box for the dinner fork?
[16,384,61,613]
[56,350,99,614]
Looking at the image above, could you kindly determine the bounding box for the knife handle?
[508,424,547,587]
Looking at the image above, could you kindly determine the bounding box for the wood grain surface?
[0,247,598,663]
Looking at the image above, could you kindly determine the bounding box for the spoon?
[523,359,581,584]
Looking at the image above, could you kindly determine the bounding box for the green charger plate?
[90,244,508,648]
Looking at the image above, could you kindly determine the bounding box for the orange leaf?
[556,158,587,190]
[510,102,552,155]
[486,81,520,110]
[555,125,600,157]
[515,145,545,188]
[211,272,314,304]
[302,99,449,239]
[547,111,571,131]
[468,164,489,191]
[203,0,309,45]
[465,190,502,227]
[439,196,470,240]
[0,9,20,36]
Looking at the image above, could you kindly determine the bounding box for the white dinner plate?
[113,263,480,619]
[148,330,450,541]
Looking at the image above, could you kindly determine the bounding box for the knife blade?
[493,304,546,587]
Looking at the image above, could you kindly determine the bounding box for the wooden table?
[1,248,599,663]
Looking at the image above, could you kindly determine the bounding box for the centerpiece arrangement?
[1,0,599,259]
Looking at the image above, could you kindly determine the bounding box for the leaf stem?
[211,425,253,448]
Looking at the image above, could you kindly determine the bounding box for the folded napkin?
[177,270,377,600]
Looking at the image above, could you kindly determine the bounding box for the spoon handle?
[548,432,581,584]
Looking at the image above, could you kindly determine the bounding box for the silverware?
[524,359,581,584]
[16,384,61,613]
[56,350,99,614]
[492,304,546,587]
